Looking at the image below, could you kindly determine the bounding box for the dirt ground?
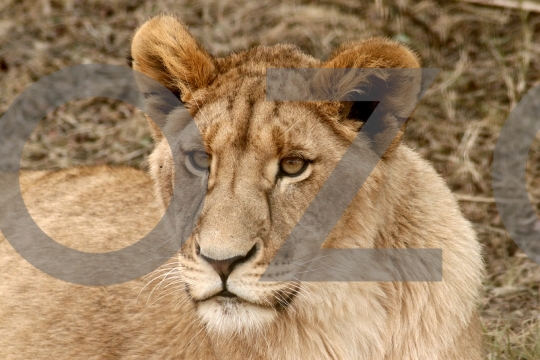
[1,0,540,358]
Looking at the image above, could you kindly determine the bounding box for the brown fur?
[0,15,484,359]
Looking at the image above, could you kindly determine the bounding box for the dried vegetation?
[1,0,540,358]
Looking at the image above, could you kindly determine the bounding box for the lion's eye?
[188,151,211,171]
[279,157,307,177]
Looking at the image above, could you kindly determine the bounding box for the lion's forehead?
[195,95,330,160]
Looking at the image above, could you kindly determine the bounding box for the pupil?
[192,152,210,170]
[282,157,304,175]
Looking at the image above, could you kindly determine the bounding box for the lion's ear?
[316,37,422,126]
[313,38,423,156]
[131,15,216,101]
[324,37,420,69]
[131,15,216,140]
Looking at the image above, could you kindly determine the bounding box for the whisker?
[143,286,187,311]
[145,268,177,305]
[137,264,181,301]
[178,314,208,357]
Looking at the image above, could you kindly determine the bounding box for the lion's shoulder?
[17,165,161,252]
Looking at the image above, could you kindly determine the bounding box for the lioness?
[0,15,484,359]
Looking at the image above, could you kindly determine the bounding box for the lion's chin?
[197,297,277,335]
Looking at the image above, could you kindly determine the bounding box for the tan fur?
[0,15,484,359]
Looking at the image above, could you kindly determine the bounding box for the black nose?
[199,244,258,283]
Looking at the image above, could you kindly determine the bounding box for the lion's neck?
[205,282,389,359]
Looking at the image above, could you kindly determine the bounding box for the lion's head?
[130,15,430,336]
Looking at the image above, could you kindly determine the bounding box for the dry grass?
[2,0,540,357]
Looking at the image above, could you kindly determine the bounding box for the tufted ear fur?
[315,37,422,156]
[130,15,216,140]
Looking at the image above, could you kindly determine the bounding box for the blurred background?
[1,0,540,357]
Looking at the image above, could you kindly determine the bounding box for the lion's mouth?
[216,290,237,298]
[196,288,244,303]
[192,283,301,310]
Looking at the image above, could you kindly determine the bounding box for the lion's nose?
[198,244,258,283]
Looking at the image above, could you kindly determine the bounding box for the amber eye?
[279,157,307,177]
[188,151,211,171]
